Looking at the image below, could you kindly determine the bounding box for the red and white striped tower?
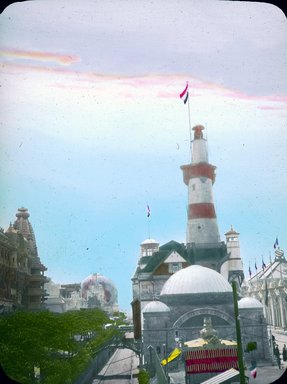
[181,125,220,244]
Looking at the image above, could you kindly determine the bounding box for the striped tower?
[181,125,220,245]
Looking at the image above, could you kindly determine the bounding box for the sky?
[0,0,286,313]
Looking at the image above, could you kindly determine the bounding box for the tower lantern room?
[140,238,159,257]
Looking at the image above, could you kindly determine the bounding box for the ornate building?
[131,125,244,334]
[0,207,47,312]
[44,273,119,314]
[131,123,272,374]
[241,247,287,329]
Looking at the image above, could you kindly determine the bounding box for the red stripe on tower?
[181,163,216,185]
[188,203,216,219]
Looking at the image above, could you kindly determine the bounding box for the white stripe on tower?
[180,125,220,244]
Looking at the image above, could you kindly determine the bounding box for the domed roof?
[143,301,170,313]
[160,265,232,296]
[81,273,118,304]
[141,238,159,246]
[238,297,263,309]
[224,225,239,236]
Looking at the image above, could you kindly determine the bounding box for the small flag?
[255,261,257,271]
[249,266,252,278]
[274,237,279,249]
[250,361,257,378]
[179,82,189,104]
[250,367,257,378]
[147,205,151,218]
[262,258,266,270]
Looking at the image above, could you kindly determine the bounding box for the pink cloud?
[1,60,286,112]
[257,105,287,111]
[0,49,80,66]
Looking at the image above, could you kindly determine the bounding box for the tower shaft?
[181,125,220,245]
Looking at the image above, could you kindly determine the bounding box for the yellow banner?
[161,348,181,366]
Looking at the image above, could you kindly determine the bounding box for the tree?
[0,309,119,384]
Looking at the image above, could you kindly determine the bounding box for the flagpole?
[187,91,192,161]
[269,252,274,280]
[147,217,150,239]
[179,82,192,161]
[147,205,151,239]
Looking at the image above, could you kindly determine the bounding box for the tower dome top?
[141,238,159,246]
[225,225,240,236]
[143,300,170,313]
[238,297,263,309]
[16,207,30,219]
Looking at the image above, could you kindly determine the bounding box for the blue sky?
[1,0,286,312]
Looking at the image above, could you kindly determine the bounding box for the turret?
[221,226,244,286]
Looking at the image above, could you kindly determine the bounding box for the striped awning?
[184,347,238,374]
[200,368,240,384]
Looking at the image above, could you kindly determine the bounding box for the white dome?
[143,301,170,313]
[141,238,159,245]
[160,265,232,296]
[238,297,263,309]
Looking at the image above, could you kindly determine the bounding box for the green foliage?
[138,369,150,384]
[246,341,257,352]
[0,309,119,384]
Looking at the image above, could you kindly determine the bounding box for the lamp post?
[162,343,167,376]
[232,281,246,384]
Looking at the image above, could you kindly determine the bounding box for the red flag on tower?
[179,82,189,104]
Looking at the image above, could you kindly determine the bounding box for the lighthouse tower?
[181,125,220,245]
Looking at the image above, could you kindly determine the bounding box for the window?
[169,263,182,273]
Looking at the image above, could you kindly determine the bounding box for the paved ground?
[92,348,139,384]
[249,328,287,384]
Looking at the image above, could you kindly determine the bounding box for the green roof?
[141,240,189,273]
[138,241,227,274]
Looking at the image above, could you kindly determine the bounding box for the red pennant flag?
[179,82,189,104]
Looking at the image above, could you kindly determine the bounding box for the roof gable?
[141,240,188,273]
[164,251,186,264]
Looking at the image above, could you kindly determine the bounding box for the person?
[283,344,287,362]
[274,344,280,358]
[273,345,281,369]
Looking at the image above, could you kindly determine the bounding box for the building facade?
[242,248,287,330]
[131,123,272,373]
[132,125,244,328]
[45,273,119,314]
[0,207,47,312]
